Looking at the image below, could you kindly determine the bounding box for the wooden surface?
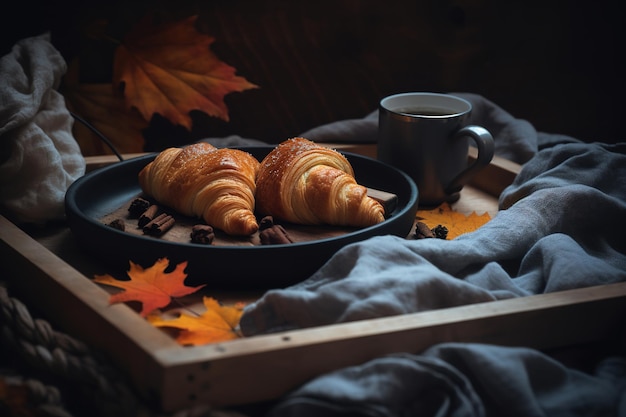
[6,143,625,412]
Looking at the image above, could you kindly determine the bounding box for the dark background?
[2,0,624,149]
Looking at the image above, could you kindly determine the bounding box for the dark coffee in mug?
[393,107,452,117]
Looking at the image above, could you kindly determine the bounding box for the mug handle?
[445,125,495,195]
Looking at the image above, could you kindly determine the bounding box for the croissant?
[138,142,260,236]
[255,137,385,227]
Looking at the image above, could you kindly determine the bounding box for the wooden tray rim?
[3,144,625,412]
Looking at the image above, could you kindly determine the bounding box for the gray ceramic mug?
[378,92,494,206]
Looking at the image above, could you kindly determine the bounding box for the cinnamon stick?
[143,213,175,236]
[138,204,158,228]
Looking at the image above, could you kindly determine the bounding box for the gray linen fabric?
[235,94,626,417]
[267,343,626,417]
[0,34,85,224]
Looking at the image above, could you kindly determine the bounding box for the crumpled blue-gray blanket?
[231,94,626,416]
[267,343,626,417]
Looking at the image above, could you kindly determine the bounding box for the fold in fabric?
[0,34,85,224]
[240,142,626,335]
[267,343,626,417]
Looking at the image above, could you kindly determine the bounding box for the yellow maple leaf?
[93,258,205,317]
[416,203,491,239]
[112,14,258,129]
[148,297,245,346]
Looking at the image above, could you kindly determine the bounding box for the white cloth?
[0,33,85,224]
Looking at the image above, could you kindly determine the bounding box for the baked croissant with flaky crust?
[138,142,260,236]
[255,137,385,227]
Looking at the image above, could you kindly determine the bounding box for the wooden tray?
[2,144,625,413]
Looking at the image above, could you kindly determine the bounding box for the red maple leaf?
[93,258,205,317]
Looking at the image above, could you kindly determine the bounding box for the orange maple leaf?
[148,297,245,346]
[112,14,258,129]
[417,203,491,240]
[62,58,148,156]
[93,258,205,317]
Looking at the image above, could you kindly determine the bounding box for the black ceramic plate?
[65,147,418,289]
